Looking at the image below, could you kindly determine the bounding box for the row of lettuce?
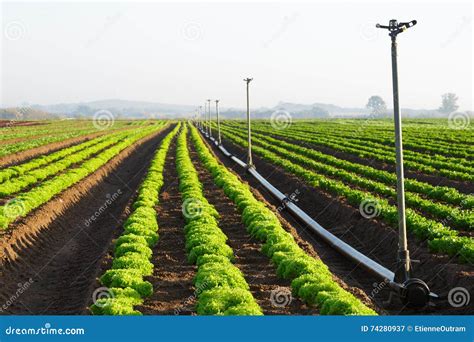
[92,122,376,315]
[190,125,376,315]
[175,126,263,315]
[91,124,180,314]
[0,132,114,183]
[0,120,153,159]
[219,125,474,231]
[0,124,167,229]
[286,124,474,169]
[244,120,474,162]
[92,124,263,315]
[0,121,88,142]
[217,125,474,263]
[0,129,146,197]
[280,121,474,159]
[224,121,473,182]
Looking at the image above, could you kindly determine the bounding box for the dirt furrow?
[137,139,197,315]
[189,138,317,315]
[202,132,474,315]
[0,125,138,168]
[280,135,474,194]
[0,125,174,314]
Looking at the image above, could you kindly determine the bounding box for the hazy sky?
[1,1,472,110]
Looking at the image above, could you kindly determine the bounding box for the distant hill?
[0,107,61,120]
[0,99,447,119]
[31,99,196,118]
[220,102,439,119]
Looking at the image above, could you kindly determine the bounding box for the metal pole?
[207,99,212,138]
[199,106,203,130]
[376,19,417,283]
[244,78,253,167]
[391,35,410,281]
[204,102,208,135]
[216,100,221,145]
[199,108,202,129]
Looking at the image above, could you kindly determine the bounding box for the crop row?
[286,125,474,169]
[220,126,474,230]
[0,121,83,140]
[0,123,156,182]
[248,122,474,180]
[0,133,116,183]
[285,122,474,160]
[280,127,474,180]
[0,124,167,229]
[91,124,180,315]
[244,128,474,209]
[190,124,376,314]
[176,126,263,315]
[226,122,474,182]
[0,128,110,158]
[216,128,474,263]
[281,119,474,146]
[0,129,146,197]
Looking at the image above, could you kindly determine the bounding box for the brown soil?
[136,139,197,315]
[0,130,79,146]
[0,131,108,168]
[0,121,43,128]
[0,124,174,314]
[0,125,139,168]
[203,132,474,315]
[188,140,317,315]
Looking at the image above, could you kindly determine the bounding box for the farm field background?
[0,118,472,316]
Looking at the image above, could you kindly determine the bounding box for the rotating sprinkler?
[376,19,437,307]
[215,100,221,145]
[198,22,439,310]
[198,106,203,130]
[207,99,212,138]
[244,78,254,167]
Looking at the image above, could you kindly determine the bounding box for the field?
[0,119,472,315]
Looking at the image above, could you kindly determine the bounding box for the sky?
[0,0,472,110]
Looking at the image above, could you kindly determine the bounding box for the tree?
[366,96,387,117]
[439,93,459,114]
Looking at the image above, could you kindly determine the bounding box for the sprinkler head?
[376,19,417,37]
